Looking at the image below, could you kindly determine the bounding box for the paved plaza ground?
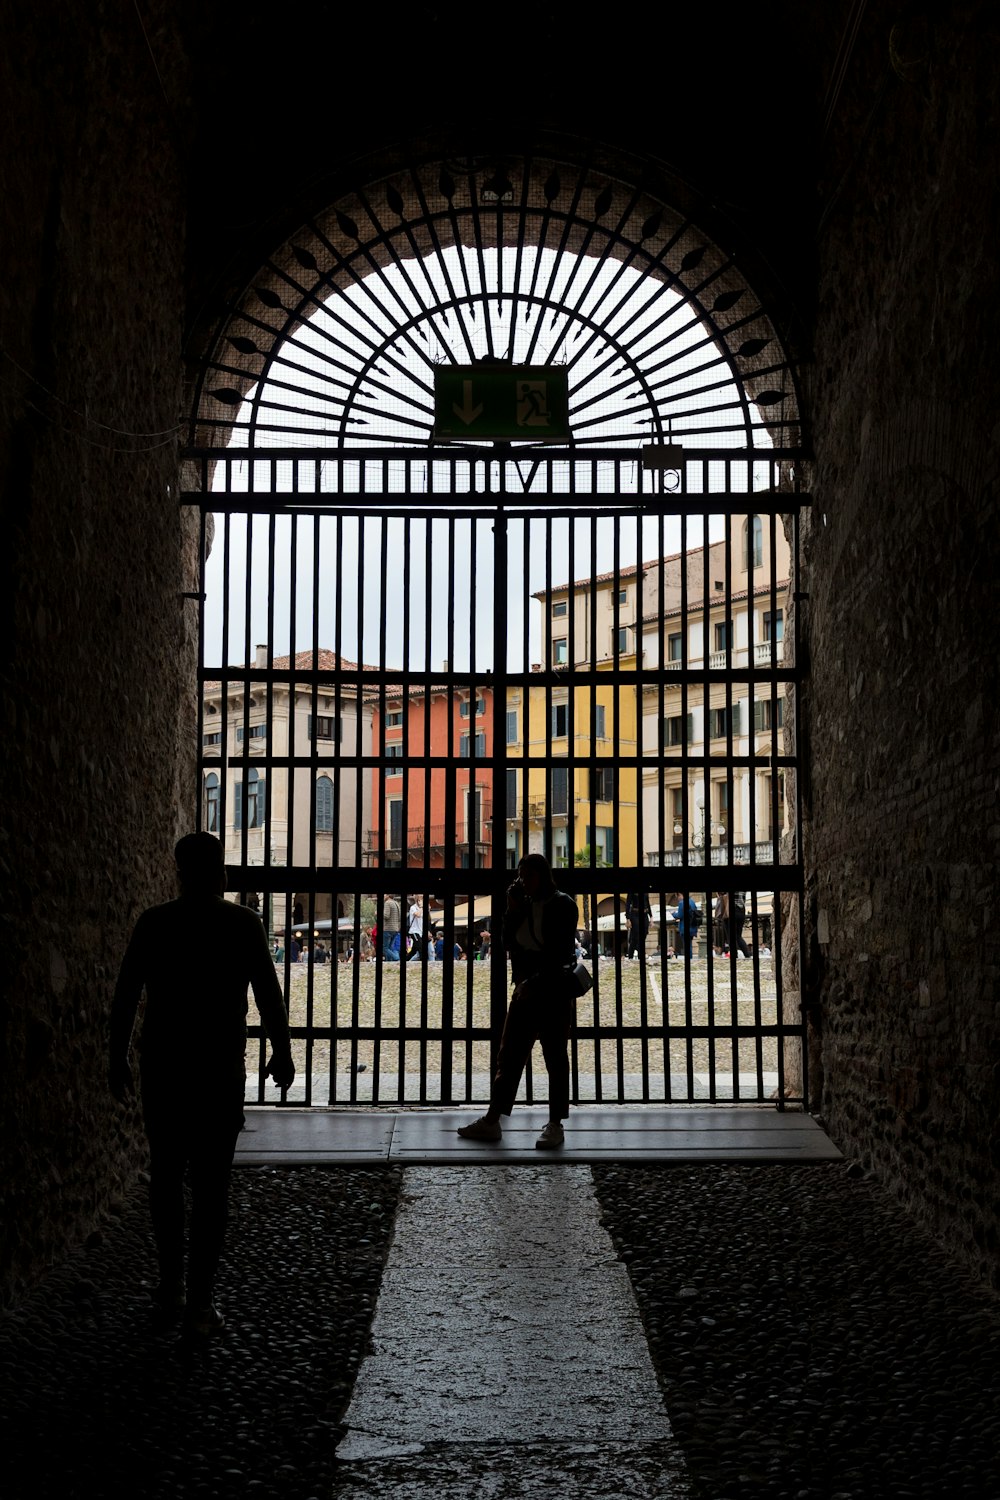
[255,952,793,1107]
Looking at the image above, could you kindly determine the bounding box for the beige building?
[639,513,791,868]
[528,513,790,876]
[201,647,371,921]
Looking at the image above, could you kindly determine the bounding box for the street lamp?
[694,797,726,852]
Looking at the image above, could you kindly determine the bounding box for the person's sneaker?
[183,1303,225,1338]
[457,1116,502,1142]
[535,1122,565,1149]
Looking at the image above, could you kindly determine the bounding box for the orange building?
[368,685,495,869]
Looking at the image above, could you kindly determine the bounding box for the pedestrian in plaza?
[728,883,752,958]
[434,928,464,961]
[381,893,401,961]
[713,890,729,954]
[458,852,578,1150]
[673,892,701,961]
[625,890,652,961]
[407,896,424,961]
[109,832,294,1338]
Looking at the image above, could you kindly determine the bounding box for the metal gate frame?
[187,443,808,1109]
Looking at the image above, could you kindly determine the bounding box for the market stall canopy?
[449,897,496,925]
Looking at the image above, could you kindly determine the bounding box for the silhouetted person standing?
[458,853,578,1149]
[110,833,294,1336]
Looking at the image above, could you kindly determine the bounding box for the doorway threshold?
[234,1105,842,1167]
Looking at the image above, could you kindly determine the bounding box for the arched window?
[316,775,334,832]
[204,772,219,833]
[744,515,763,569]
[235,769,265,829]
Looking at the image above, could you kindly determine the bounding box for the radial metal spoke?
[193,155,803,463]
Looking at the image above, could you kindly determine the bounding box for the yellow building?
[504,569,640,902]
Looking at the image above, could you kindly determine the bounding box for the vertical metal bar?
[372,515,389,1105]
[491,499,509,1097]
[723,503,739,1101]
[196,509,208,833]
[346,517,362,1104]
[588,506,602,1102]
[397,514,412,1104]
[218,510,232,844]
[240,513,253,884]
[440,514,457,1104]
[611,518,625,1104]
[304,511,322,1107]
[421,516,433,1104]
[265,508,282,1106]
[565,512,582,1101]
[700,484,712,1100]
[349,516,365,1101]
[794,505,808,1108]
[658,487,673,1103]
[465,514,480,1100]
[330,510,344,1105]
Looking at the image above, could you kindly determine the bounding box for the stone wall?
[803,3,1000,1285]
[0,4,194,1303]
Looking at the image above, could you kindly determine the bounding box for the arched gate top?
[187,155,805,458]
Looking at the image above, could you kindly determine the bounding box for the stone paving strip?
[335,1164,693,1497]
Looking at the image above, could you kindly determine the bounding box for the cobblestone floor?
[2,1157,997,1499]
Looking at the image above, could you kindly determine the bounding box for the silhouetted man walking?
[110,833,294,1336]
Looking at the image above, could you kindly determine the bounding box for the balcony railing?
[526,800,570,822]
[364,827,492,854]
[660,641,781,680]
[647,840,779,866]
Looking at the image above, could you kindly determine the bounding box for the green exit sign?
[433,365,570,442]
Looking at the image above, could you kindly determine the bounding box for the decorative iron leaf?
[439,170,455,201]
[292,245,318,271]
[483,170,513,201]
[641,209,663,240]
[544,169,561,203]
[256,287,283,310]
[386,184,405,217]
[228,336,259,356]
[594,185,613,217]
[336,211,359,240]
[712,289,743,313]
[737,338,770,358]
[753,389,785,406]
[680,246,706,272]
[209,387,242,406]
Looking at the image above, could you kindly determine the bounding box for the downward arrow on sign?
[452,380,484,425]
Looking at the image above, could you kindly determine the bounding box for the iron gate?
[184,152,809,1109]
[188,446,808,1108]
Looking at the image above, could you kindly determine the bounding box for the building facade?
[639,514,791,867]
[202,647,371,920]
[368,684,495,869]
